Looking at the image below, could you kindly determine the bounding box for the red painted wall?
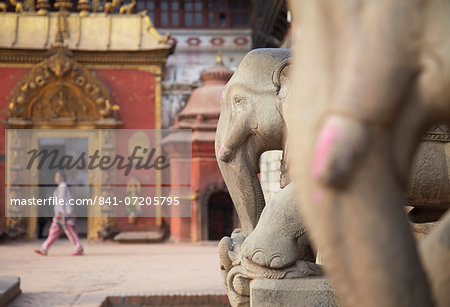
[169,141,222,242]
[93,69,156,129]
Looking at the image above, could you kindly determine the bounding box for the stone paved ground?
[0,240,225,306]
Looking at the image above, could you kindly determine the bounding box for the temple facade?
[0,6,175,239]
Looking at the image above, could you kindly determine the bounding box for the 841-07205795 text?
[94,196,180,206]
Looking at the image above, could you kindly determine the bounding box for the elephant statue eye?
[233,96,244,105]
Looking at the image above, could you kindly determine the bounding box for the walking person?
[35,171,84,256]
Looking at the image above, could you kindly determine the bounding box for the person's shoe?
[72,249,84,256]
[34,249,47,256]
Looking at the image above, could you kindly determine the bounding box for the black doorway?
[207,191,235,240]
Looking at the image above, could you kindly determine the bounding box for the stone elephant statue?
[215,49,320,306]
[216,48,291,238]
[287,1,450,307]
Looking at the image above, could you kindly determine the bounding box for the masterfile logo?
[26,146,170,175]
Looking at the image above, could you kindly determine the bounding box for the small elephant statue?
[119,0,135,14]
[287,1,450,307]
[216,49,321,306]
[104,0,122,14]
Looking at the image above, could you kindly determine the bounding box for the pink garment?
[41,217,83,252]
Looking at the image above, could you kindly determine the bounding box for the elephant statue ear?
[272,57,291,117]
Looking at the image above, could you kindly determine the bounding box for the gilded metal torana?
[6,47,120,128]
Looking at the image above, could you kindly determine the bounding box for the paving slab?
[0,240,225,307]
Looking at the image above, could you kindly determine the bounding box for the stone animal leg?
[241,184,313,269]
[312,114,371,187]
[420,209,450,307]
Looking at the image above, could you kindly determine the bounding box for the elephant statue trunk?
[215,135,266,236]
[217,111,255,163]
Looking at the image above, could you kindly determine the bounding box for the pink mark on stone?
[221,90,225,99]
[218,143,225,156]
[314,190,324,204]
[312,123,339,179]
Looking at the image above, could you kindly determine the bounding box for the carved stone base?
[250,277,338,307]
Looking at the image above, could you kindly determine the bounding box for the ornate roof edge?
[0,46,175,66]
[0,12,175,52]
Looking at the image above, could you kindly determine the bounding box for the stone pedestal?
[250,277,338,307]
